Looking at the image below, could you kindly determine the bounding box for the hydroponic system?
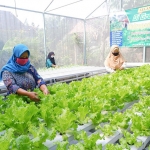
[0,0,150,149]
[0,64,150,150]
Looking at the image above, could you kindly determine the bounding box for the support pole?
[120,0,123,11]
[143,46,146,63]
[83,20,87,65]
[43,13,47,62]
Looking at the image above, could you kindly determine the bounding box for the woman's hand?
[27,92,40,102]
[16,88,40,102]
[43,88,50,95]
[52,64,59,68]
[39,84,50,95]
[119,66,124,70]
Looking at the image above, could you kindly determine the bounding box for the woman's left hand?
[43,88,50,95]
[39,84,50,95]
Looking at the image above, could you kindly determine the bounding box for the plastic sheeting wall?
[0,8,45,69]
[44,15,84,66]
[0,0,150,69]
[86,16,110,66]
[0,8,84,69]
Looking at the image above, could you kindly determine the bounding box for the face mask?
[16,58,28,66]
[51,55,54,58]
[112,52,119,56]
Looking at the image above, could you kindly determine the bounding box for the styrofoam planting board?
[95,132,150,150]
[85,100,139,149]
[0,130,5,136]
[40,66,106,80]
[39,66,106,76]
[45,131,93,150]
[145,146,150,150]
[118,100,139,112]
[96,131,123,150]
[44,100,139,149]
[77,100,137,132]
[44,122,95,149]
[45,100,137,149]
[95,123,150,150]
[0,99,138,150]
[44,133,75,150]
[77,122,94,132]
[129,136,150,150]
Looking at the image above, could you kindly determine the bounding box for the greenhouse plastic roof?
[0,0,108,19]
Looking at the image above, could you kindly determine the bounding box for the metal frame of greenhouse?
[0,1,150,149]
[0,0,108,65]
[0,0,149,66]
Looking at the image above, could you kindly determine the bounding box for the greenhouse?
[0,0,150,149]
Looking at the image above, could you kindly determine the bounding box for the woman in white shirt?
[104,45,126,73]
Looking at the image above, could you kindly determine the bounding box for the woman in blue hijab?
[0,44,49,102]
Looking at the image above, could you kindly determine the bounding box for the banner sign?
[110,5,150,47]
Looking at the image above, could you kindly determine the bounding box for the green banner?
[110,5,150,47]
[126,5,150,22]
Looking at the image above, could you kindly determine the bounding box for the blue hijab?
[0,44,31,79]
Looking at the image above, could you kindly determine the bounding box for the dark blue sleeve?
[27,65,46,87]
